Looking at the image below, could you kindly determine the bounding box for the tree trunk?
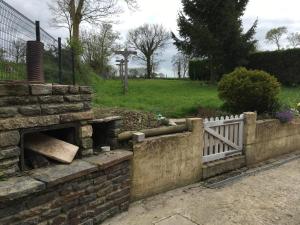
[146,57,152,79]
[72,21,81,69]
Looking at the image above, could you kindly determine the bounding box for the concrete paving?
[103,159,300,225]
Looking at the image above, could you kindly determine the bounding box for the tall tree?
[173,0,257,81]
[265,27,288,50]
[49,0,137,64]
[172,52,190,78]
[81,24,120,77]
[287,32,300,49]
[127,24,170,79]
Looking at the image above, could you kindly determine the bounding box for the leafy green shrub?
[218,67,281,113]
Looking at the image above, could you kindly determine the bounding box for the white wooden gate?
[203,115,244,163]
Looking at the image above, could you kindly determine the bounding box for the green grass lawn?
[91,78,300,118]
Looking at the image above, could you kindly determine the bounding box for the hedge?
[189,59,210,81]
[247,49,300,85]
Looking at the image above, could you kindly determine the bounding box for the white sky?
[6,0,300,76]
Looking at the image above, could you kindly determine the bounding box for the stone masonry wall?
[0,157,131,225]
[0,83,94,178]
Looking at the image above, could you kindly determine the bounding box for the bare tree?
[287,32,300,49]
[265,27,288,50]
[49,0,137,64]
[127,24,170,79]
[81,24,120,77]
[172,52,190,79]
[12,40,26,63]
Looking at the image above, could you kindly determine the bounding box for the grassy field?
[91,78,300,118]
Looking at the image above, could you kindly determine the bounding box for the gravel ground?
[103,159,300,225]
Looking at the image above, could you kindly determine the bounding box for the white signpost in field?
[115,49,137,94]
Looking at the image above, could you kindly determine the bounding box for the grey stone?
[64,95,82,102]
[83,150,133,170]
[0,96,38,107]
[0,107,18,118]
[83,102,92,110]
[39,95,64,104]
[0,115,60,130]
[0,147,20,160]
[80,125,93,138]
[60,111,94,123]
[79,86,93,94]
[81,149,94,157]
[81,94,92,101]
[0,157,19,169]
[69,86,80,94]
[0,131,20,147]
[52,85,69,95]
[0,165,19,178]
[0,84,29,96]
[31,84,52,95]
[19,105,41,116]
[41,103,84,115]
[0,176,45,202]
[81,138,93,149]
[30,160,98,188]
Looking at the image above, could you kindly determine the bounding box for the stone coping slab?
[83,150,133,170]
[30,160,98,188]
[0,176,45,202]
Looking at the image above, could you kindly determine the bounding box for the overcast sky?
[6,0,300,76]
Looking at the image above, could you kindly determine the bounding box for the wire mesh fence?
[0,0,74,84]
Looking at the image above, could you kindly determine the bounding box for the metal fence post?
[35,21,40,42]
[58,37,62,84]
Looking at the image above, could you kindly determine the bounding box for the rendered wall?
[130,119,203,201]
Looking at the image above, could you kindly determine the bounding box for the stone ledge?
[83,150,133,170]
[0,176,45,202]
[89,116,122,124]
[30,160,98,188]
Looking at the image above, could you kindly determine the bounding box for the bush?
[247,49,300,86]
[218,67,281,113]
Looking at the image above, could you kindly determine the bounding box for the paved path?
[103,159,300,225]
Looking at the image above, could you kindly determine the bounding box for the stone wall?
[0,83,94,178]
[130,118,203,201]
[0,151,132,225]
[244,113,300,166]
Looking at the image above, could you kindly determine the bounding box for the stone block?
[0,84,29,96]
[81,94,92,101]
[0,96,38,107]
[19,105,41,116]
[69,86,80,94]
[0,164,19,178]
[0,157,19,169]
[31,84,53,95]
[0,115,60,131]
[0,147,20,160]
[52,85,69,95]
[0,176,45,202]
[83,102,92,110]
[0,107,18,118]
[81,138,93,149]
[80,125,93,138]
[79,86,93,94]
[60,111,94,123]
[81,149,94,157]
[39,95,64,104]
[30,160,98,188]
[64,95,82,102]
[133,132,145,143]
[41,103,84,115]
[0,131,20,147]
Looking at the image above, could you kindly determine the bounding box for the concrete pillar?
[243,112,257,166]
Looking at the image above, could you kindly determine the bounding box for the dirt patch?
[93,107,160,132]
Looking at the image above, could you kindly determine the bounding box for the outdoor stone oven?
[0,82,132,224]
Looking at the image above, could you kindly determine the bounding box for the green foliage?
[189,59,210,81]
[173,0,257,81]
[247,49,300,86]
[218,67,281,113]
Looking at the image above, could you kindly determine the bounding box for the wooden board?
[24,133,79,164]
